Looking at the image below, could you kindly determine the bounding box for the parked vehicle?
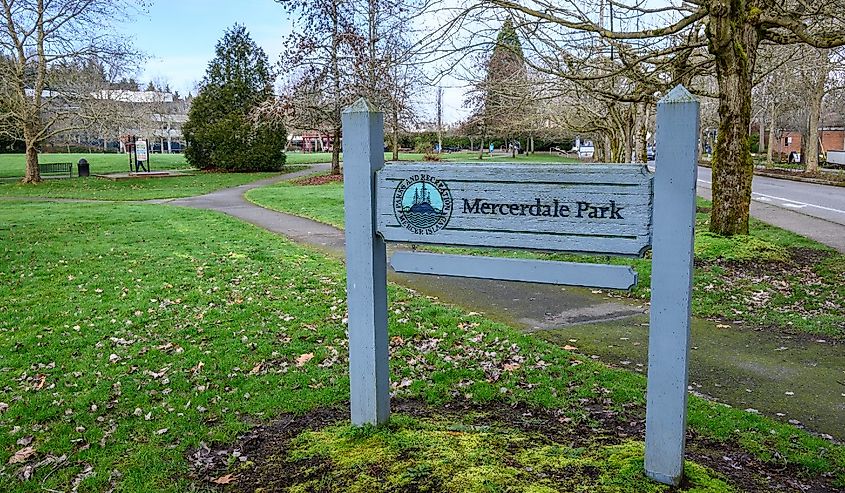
[825,150,845,169]
[576,141,594,159]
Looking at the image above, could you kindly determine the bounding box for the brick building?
[761,127,845,159]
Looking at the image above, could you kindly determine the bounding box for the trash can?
[77,158,89,177]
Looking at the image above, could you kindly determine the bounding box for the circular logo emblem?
[393,174,453,235]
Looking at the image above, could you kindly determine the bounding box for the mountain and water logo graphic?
[394,177,452,234]
[401,181,445,229]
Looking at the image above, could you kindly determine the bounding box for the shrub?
[183,25,286,172]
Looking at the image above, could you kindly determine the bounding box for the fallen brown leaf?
[9,446,35,464]
[295,353,314,367]
[213,473,237,484]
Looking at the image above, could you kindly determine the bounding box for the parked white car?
[577,142,595,159]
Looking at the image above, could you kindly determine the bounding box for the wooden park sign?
[341,86,700,486]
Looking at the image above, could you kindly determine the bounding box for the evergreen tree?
[484,19,529,157]
[466,19,530,158]
[184,25,286,172]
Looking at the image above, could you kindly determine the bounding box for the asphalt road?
[697,166,845,225]
[696,166,845,252]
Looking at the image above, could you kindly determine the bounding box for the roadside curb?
[698,162,845,187]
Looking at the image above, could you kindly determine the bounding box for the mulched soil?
[292,174,343,186]
[188,398,840,492]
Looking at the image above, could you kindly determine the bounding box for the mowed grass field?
[0,153,192,179]
[0,152,340,180]
[0,200,842,491]
[0,150,575,180]
[0,152,317,201]
[0,151,578,201]
[0,172,292,201]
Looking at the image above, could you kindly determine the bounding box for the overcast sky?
[122,0,469,124]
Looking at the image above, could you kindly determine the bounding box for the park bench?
[38,162,73,178]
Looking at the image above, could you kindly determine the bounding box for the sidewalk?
[165,167,845,441]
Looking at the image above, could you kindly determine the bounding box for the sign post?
[341,99,390,426]
[341,86,700,486]
[644,86,700,485]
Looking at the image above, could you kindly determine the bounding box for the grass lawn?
[0,172,290,201]
[0,152,334,179]
[0,201,842,492]
[0,151,325,201]
[0,153,191,179]
[0,151,575,180]
[246,177,845,339]
[283,150,580,164]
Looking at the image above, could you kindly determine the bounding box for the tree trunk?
[708,8,759,236]
[391,107,399,161]
[632,103,644,163]
[331,126,341,175]
[806,66,826,173]
[22,125,41,183]
[479,136,485,160]
[799,110,808,167]
[766,102,776,167]
[623,108,634,163]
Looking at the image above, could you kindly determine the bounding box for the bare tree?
[0,0,136,182]
[270,0,426,170]
[349,0,426,160]
[439,0,845,235]
[799,48,845,173]
[275,0,358,175]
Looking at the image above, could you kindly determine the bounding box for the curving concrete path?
[162,166,843,441]
[167,165,345,256]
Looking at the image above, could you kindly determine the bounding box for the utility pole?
[609,2,615,60]
[368,0,377,97]
[436,86,443,153]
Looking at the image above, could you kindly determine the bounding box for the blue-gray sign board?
[377,163,653,255]
[341,85,699,487]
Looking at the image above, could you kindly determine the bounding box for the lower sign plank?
[390,251,638,290]
[376,163,654,256]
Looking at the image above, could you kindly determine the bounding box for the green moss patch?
[214,410,742,492]
[694,231,788,262]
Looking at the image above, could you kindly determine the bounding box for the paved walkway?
[167,166,345,256]
[164,166,843,441]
